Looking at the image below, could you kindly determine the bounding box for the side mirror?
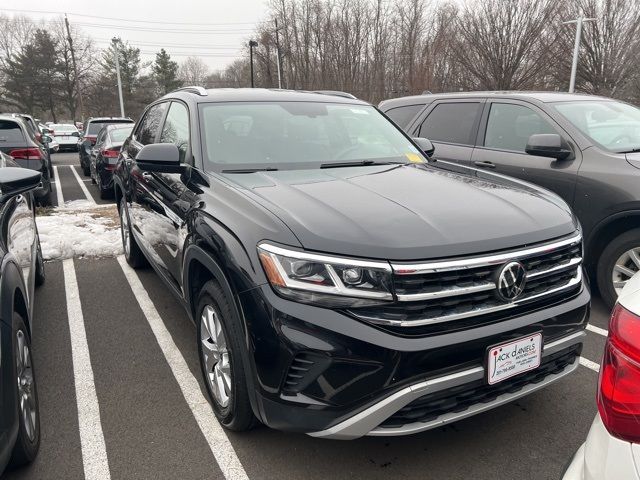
[412,137,435,158]
[136,143,181,172]
[42,135,51,144]
[0,167,41,200]
[525,134,573,160]
[82,140,91,154]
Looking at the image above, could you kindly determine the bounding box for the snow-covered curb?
[36,200,123,261]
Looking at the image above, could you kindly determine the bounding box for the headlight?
[257,243,393,307]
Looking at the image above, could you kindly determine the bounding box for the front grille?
[350,234,582,328]
[378,345,580,429]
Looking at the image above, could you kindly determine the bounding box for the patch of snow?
[37,203,123,260]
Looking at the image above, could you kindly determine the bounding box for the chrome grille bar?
[391,233,582,275]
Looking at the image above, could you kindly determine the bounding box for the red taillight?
[9,148,43,160]
[101,148,119,158]
[597,304,640,443]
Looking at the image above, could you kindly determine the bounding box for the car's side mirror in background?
[412,137,436,158]
[136,143,181,173]
[0,167,41,200]
[525,134,573,160]
[42,135,51,144]
[82,140,92,154]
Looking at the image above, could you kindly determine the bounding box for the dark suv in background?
[114,87,589,438]
[79,117,134,175]
[380,92,640,307]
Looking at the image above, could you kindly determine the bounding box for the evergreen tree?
[152,48,181,95]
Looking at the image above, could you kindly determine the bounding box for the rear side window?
[484,103,556,152]
[0,121,26,145]
[135,103,168,145]
[385,104,423,129]
[160,102,190,163]
[418,102,482,145]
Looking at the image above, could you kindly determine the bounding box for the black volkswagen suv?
[114,88,589,438]
[380,91,640,308]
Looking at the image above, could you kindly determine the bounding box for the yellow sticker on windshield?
[405,153,424,163]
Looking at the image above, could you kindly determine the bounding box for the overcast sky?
[2,1,270,72]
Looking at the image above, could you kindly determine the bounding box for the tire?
[82,163,90,177]
[597,228,640,309]
[8,312,40,469]
[197,280,256,431]
[119,198,146,268]
[34,235,45,287]
[97,174,109,199]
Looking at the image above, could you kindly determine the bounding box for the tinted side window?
[0,121,26,145]
[419,103,481,145]
[135,103,168,145]
[484,103,556,152]
[160,102,190,163]
[385,104,423,129]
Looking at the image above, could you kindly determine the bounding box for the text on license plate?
[487,333,542,385]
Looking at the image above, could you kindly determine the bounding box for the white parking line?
[69,165,96,204]
[53,166,64,206]
[62,259,112,480]
[579,357,601,373]
[116,256,249,480]
[586,324,608,337]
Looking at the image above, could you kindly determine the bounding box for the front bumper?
[238,279,590,438]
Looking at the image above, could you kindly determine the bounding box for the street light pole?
[249,40,258,88]
[563,16,596,93]
[274,19,283,89]
[112,37,125,117]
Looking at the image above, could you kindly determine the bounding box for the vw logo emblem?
[496,261,527,302]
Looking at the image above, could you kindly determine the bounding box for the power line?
[73,22,253,34]
[0,7,258,26]
[93,39,240,50]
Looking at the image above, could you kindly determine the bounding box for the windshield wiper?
[320,160,402,169]
[620,148,640,154]
[221,167,278,173]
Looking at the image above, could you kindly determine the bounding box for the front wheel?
[597,228,640,308]
[119,198,146,268]
[197,280,256,431]
[9,313,40,468]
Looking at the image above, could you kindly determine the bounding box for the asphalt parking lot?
[4,151,610,480]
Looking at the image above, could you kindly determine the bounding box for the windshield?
[199,102,425,171]
[553,100,640,153]
[110,126,133,142]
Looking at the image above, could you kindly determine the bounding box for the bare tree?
[179,56,209,86]
[574,0,640,98]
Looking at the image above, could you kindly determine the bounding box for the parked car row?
[3,86,639,478]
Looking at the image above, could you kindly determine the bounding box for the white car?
[49,123,80,151]
[563,273,640,479]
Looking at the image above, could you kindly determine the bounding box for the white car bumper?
[564,414,640,480]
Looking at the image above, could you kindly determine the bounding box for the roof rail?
[173,85,208,96]
[311,90,357,100]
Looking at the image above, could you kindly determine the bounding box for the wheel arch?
[586,211,640,272]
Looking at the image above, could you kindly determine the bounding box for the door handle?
[474,161,496,169]
[142,172,153,181]
[15,194,24,204]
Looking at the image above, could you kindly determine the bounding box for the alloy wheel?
[612,247,640,295]
[16,330,37,442]
[200,305,231,408]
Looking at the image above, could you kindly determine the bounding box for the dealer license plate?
[487,333,542,385]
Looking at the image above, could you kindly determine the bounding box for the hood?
[225,164,577,261]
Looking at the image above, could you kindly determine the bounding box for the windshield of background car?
[553,100,640,153]
[199,102,425,171]
[110,126,133,142]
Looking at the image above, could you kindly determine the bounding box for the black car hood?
[224,164,577,260]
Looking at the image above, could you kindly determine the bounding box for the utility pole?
[64,14,84,123]
[249,40,258,88]
[112,38,125,117]
[563,16,596,93]
[274,19,283,89]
